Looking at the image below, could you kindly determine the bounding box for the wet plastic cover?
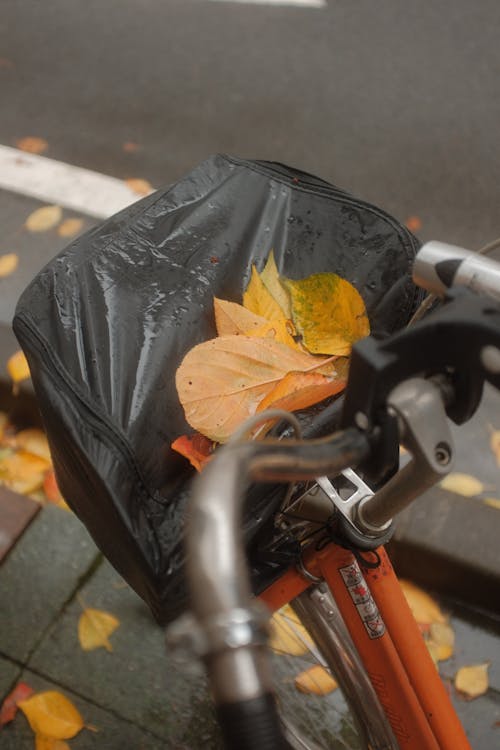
[14,155,421,622]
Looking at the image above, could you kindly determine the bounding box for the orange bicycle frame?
[260,542,472,750]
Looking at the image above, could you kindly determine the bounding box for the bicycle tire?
[270,583,398,750]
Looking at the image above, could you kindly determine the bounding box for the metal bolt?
[435,442,451,466]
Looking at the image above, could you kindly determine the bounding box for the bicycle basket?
[13,155,421,623]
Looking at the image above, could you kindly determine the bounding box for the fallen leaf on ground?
[426,622,455,663]
[454,663,489,699]
[260,251,292,319]
[243,265,287,322]
[12,428,51,461]
[405,216,422,233]
[399,580,447,627]
[16,137,48,155]
[7,350,30,384]
[0,253,19,278]
[123,141,141,153]
[0,450,51,495]
[246,319,300,350]
[285,273,370,355]
[214,298,268,336]
[170,433,215,472]
[176,335,336,442]
[35,737,70,750]
[78,608,120,652]
[0,682,34,726]
[294,665,338,695]
[489,429,500,466]
[483,498,500,510]
[439,473,484,497]
[257,370,345,414]
[25,206,62,233]
[43,470,69,509]
[125,178,153,196]
[270,605,314,656]
[18,691,84,740]
[57,218,83,238]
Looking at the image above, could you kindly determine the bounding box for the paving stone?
[0,669,166,750]
[0,505,99,663]
[0,487,39,564]
[0,655,21,699]
[28,559,223,747]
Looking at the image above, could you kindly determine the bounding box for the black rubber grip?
[216,693,291,750]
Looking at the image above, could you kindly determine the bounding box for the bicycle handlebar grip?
[414,241,500,301]
[217,693,291,750]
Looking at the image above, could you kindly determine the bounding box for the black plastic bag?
[14,155,421,623]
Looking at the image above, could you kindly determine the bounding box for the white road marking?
[208,0,326,7]
[0,145,147,219]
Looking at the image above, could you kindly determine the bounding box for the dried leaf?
[0,253,19,278]
[483,497,500,510]
[270,605,314,656]
[246,319,300,350]
[78,608,120,652]
[0,450,51,495]
[260,251,292,319]
[25,205,62,232]
[454,663,489,699]
[243,266,286,322]
[57,218,83,238]
[176,335,335,442]
[214,298,268,336]
[16,137,49,154]
[399,580,446,626]
[257,370,345,413]
[405,216,422,233]
[18,691,84,740]
[0,682,34,726]
[489,429,500,466]
[440,473,484,497]
[295,665,338,695]
[124,178,153,196]
[285,273,370,355]
[43,470,69,509]
[426,622,454,662]
[35,737,70,750]
[12,428,51,461]
[7,350,31,383]
[170,433,214,472]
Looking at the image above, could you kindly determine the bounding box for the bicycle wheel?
[270,582,398,750]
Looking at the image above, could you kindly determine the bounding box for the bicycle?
[174,241,500,749]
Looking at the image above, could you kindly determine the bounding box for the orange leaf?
[43,470,68,509]
[175,335,335,442]
[171,433,215,472]
[7,350,31,383]
[245,319,300,350]
[0,682,34,726]
[243,265,286,321]
[257,371,345,413]
[25,206,62,232]
[125,178,154,196]
[78,607,120,652]
[35,737,70,750]
[0,450,51,495]
[16,137,48,154]
[0,253,19,278]
[18,691,84,740]
[12,428,51,461]
[405,216,422,233]
[285,273,370,355]
[57,218,84,238]
[295,665,338,695]
[214,298,268,336]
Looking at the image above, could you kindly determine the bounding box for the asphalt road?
[1,0,500,258]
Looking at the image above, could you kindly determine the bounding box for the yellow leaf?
[214,298,268,336]
[399,580,446,626]
[294,665,338,695]
[0,411,8,440]
[489,429,500,466]
[78,608,120,652]
[35,736,70,750]
[483,497,500,510]
[246,319,300,350]
[18,691,83,740]
[0,253,19,278]
[125,178,154,196]
[25,206,63,233]
[12,428,51,461]
[454,663,489,699]
[243,266,286,322]
[270,605,314,656]
[257,370,345,414]
[284,273,370,355]
[440,473,484,497]
[175,335,336,442]
[7,350,31,383]
[57,218,84,238]
[426,622,454,662]
[260,251,292,319]
[0,451,51,495]
[16,136,48,154]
